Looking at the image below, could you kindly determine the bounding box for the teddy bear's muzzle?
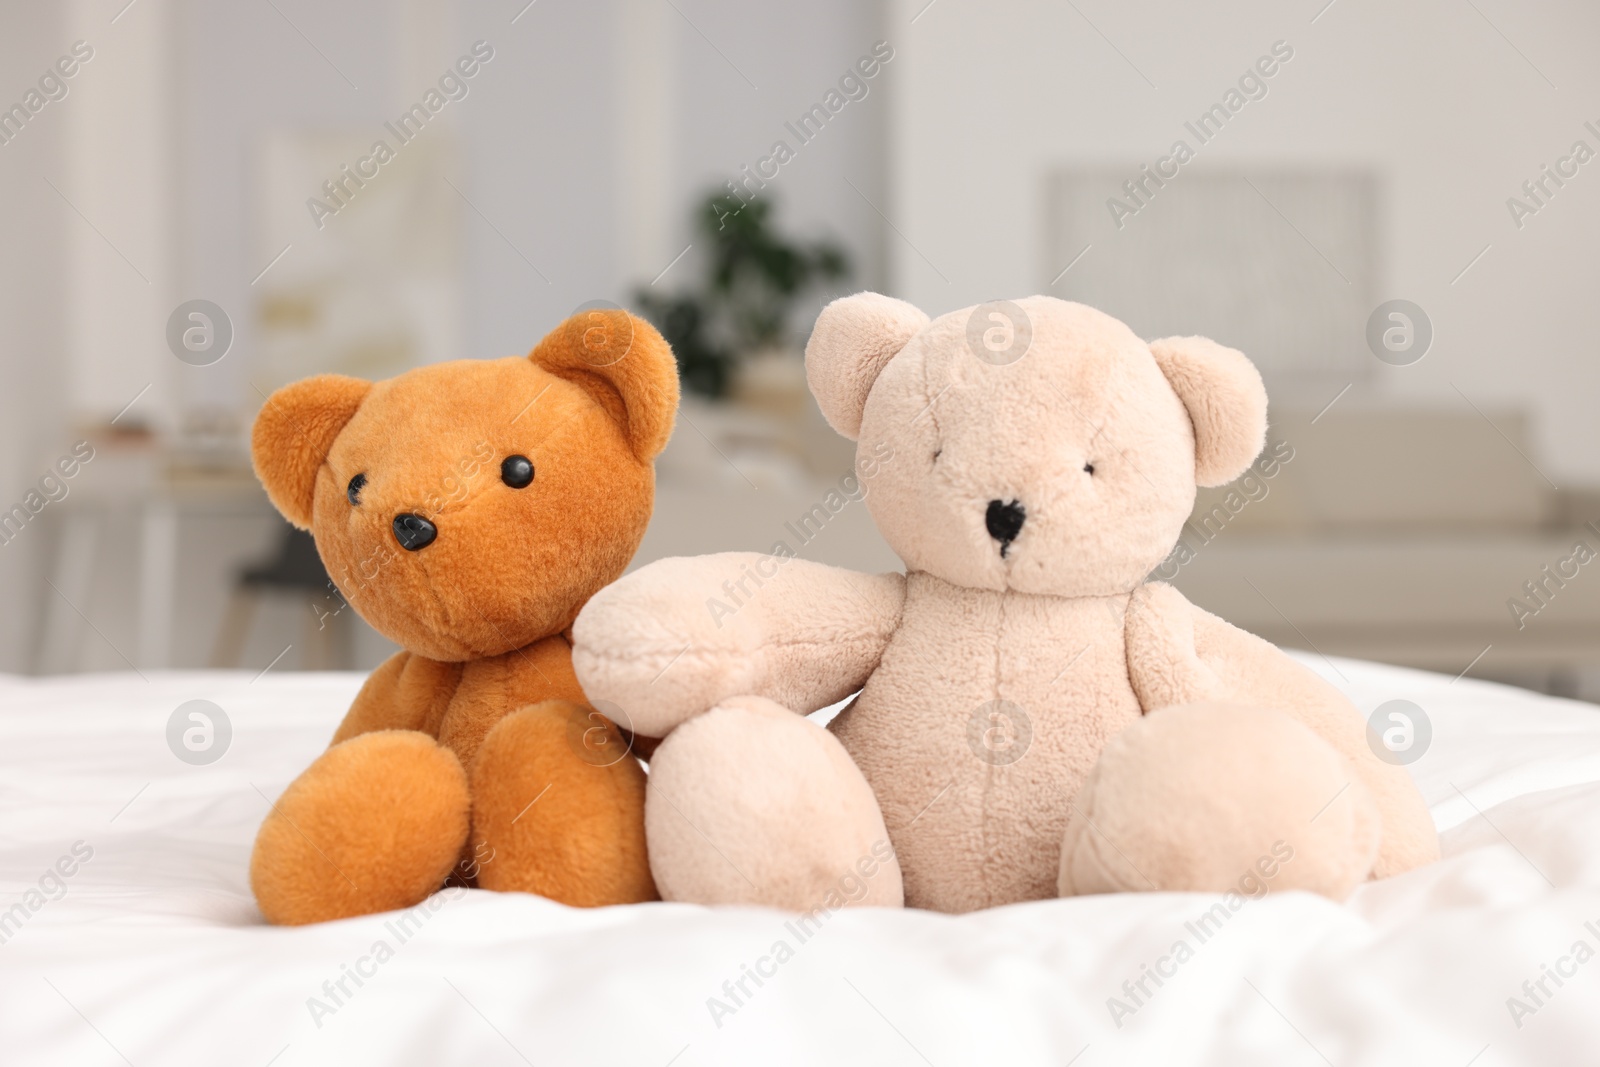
[392,513,438,552]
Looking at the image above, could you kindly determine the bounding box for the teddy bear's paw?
[645,696,903,910]
[468,701,657,905]
[1057,703,1381,902]
[251,730,470,925]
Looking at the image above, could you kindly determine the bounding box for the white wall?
[659,0,891,305]
[887,0,1600,483]
[0,6,71,672]
[462,0,892,359]
[176,0,889,397]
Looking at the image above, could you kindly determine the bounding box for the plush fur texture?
[1147,336,1268,487]
[806,292,931,441]
[254,375,371,528]
[573,294,1439,915]
[1058,704,1381,899]
[469,701,655,904]
[249,308,676,925]
[646,696,903,909]
[252,731,471,926]
[572,556,906,738]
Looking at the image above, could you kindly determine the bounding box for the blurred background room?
[4,0,1600,699]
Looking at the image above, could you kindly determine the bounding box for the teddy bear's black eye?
[347,473,367,505]
[501,455,534,489]
[1083,463,1095,475]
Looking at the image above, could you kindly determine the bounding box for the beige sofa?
[1170,408,1600,695]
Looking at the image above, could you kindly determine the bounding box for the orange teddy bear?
[248,308,677,924]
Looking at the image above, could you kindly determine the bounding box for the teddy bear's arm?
[1128,581,1371,744]
[572,552,906,738]
[1127,581,1372,738]
[436,635,588,768]
[329,650,464,746]
[1125,581,1439,878]
[1123,582,1226,711]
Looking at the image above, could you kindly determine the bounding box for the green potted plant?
[635,191,851,400]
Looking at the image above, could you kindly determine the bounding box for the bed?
[1,654,1597,1066]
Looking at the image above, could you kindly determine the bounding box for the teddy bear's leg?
[644,695,903,910]
[468,701,658,905]
[251,730,470,925]
[1058,703,1382,902]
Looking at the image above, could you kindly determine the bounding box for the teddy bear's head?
[252,309,678,661]
[805,294,1266,597]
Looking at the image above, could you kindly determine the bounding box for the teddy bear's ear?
[805,292,930,440]
[1148,336,1268,487]
[529,309,679,462]
[251,375,371,529]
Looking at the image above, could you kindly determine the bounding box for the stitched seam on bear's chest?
[982,587,1007,905]
[919,344,951,497]
[439,654,516,767]
[421,659,465,737]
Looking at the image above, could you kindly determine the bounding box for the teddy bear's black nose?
[392,513,437,551]
[985,499,1026,556]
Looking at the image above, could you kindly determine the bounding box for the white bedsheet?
[0,654,1598,1066]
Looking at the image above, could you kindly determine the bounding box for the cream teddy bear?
[572,294,1438,913]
